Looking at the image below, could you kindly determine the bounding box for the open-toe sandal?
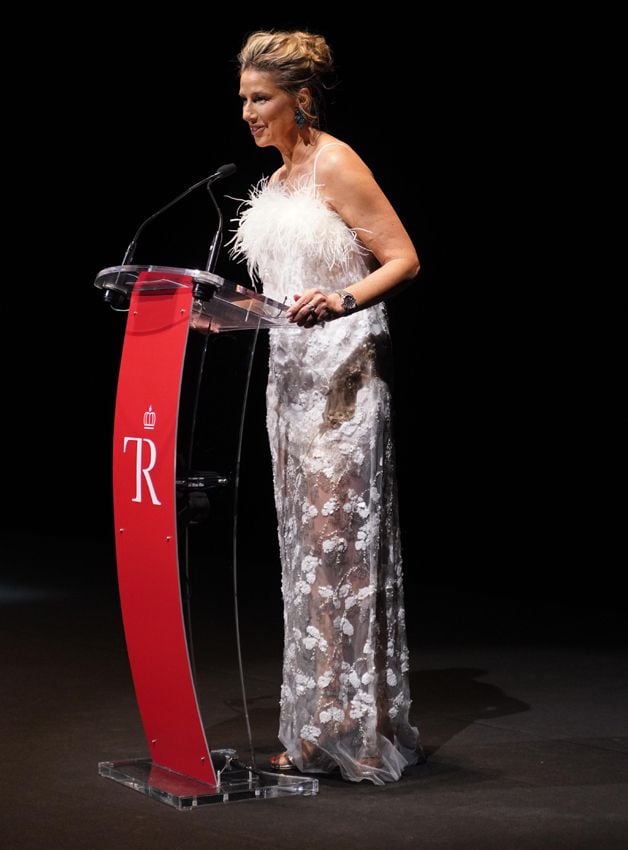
[268,751,295,771]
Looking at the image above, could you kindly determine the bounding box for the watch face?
[342,292,357,313]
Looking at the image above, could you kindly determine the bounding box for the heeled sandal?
[268,751,295,771]
[269,739,323,772]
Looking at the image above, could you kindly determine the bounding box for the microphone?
[209,162,237,182]
[120,163,237,266]
[205,165,237,273]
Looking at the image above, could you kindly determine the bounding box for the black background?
[2,14,608,616]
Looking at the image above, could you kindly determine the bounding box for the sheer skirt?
[267,323,421,785]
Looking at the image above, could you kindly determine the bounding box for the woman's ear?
[297,87,311,112]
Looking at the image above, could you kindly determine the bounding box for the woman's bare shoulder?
[315,135,373,178]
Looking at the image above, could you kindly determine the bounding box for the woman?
[230,29,423,785]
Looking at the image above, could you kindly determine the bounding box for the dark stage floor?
[1,531,627,849]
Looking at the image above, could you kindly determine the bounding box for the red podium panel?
[112,271,216,785]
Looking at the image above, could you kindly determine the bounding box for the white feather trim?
[227,177,371,299]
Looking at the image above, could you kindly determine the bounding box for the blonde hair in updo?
[238,30,334,127]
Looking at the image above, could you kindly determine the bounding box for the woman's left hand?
[286,289,343,327]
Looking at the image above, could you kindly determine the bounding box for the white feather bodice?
[229,175,372,303]
[229,174,390,376]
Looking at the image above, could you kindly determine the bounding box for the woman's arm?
[287,144,420,325]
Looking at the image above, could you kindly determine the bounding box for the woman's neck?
[279,129,325,174]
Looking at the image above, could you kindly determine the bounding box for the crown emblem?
[143,405,156,430]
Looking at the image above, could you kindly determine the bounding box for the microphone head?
[209,163,237,182]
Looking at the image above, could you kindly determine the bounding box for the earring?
[294,107,307,128]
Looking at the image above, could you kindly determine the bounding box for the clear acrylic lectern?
[94,265,318,808]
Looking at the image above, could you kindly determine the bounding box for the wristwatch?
[336,289,358,316]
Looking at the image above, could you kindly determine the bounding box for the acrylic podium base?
[98,749,319,810]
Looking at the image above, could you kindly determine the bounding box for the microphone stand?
[120,163,237,268]
[104,165,236,311]
[122,173,220,267]
[205,183,224,273]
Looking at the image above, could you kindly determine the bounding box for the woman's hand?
[286,289,344,327]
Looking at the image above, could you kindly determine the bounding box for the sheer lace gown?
[230,149,422,784]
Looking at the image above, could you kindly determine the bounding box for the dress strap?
[312,142,349,185]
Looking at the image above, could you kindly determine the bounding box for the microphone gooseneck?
[205,186,223,273]
[120,163,237,267]
[205,163,237,272]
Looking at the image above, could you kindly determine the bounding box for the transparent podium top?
[94,264,293,332]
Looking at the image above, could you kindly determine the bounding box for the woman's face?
[239,68,298,148]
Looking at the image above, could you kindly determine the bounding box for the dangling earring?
[294,107,307,128]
